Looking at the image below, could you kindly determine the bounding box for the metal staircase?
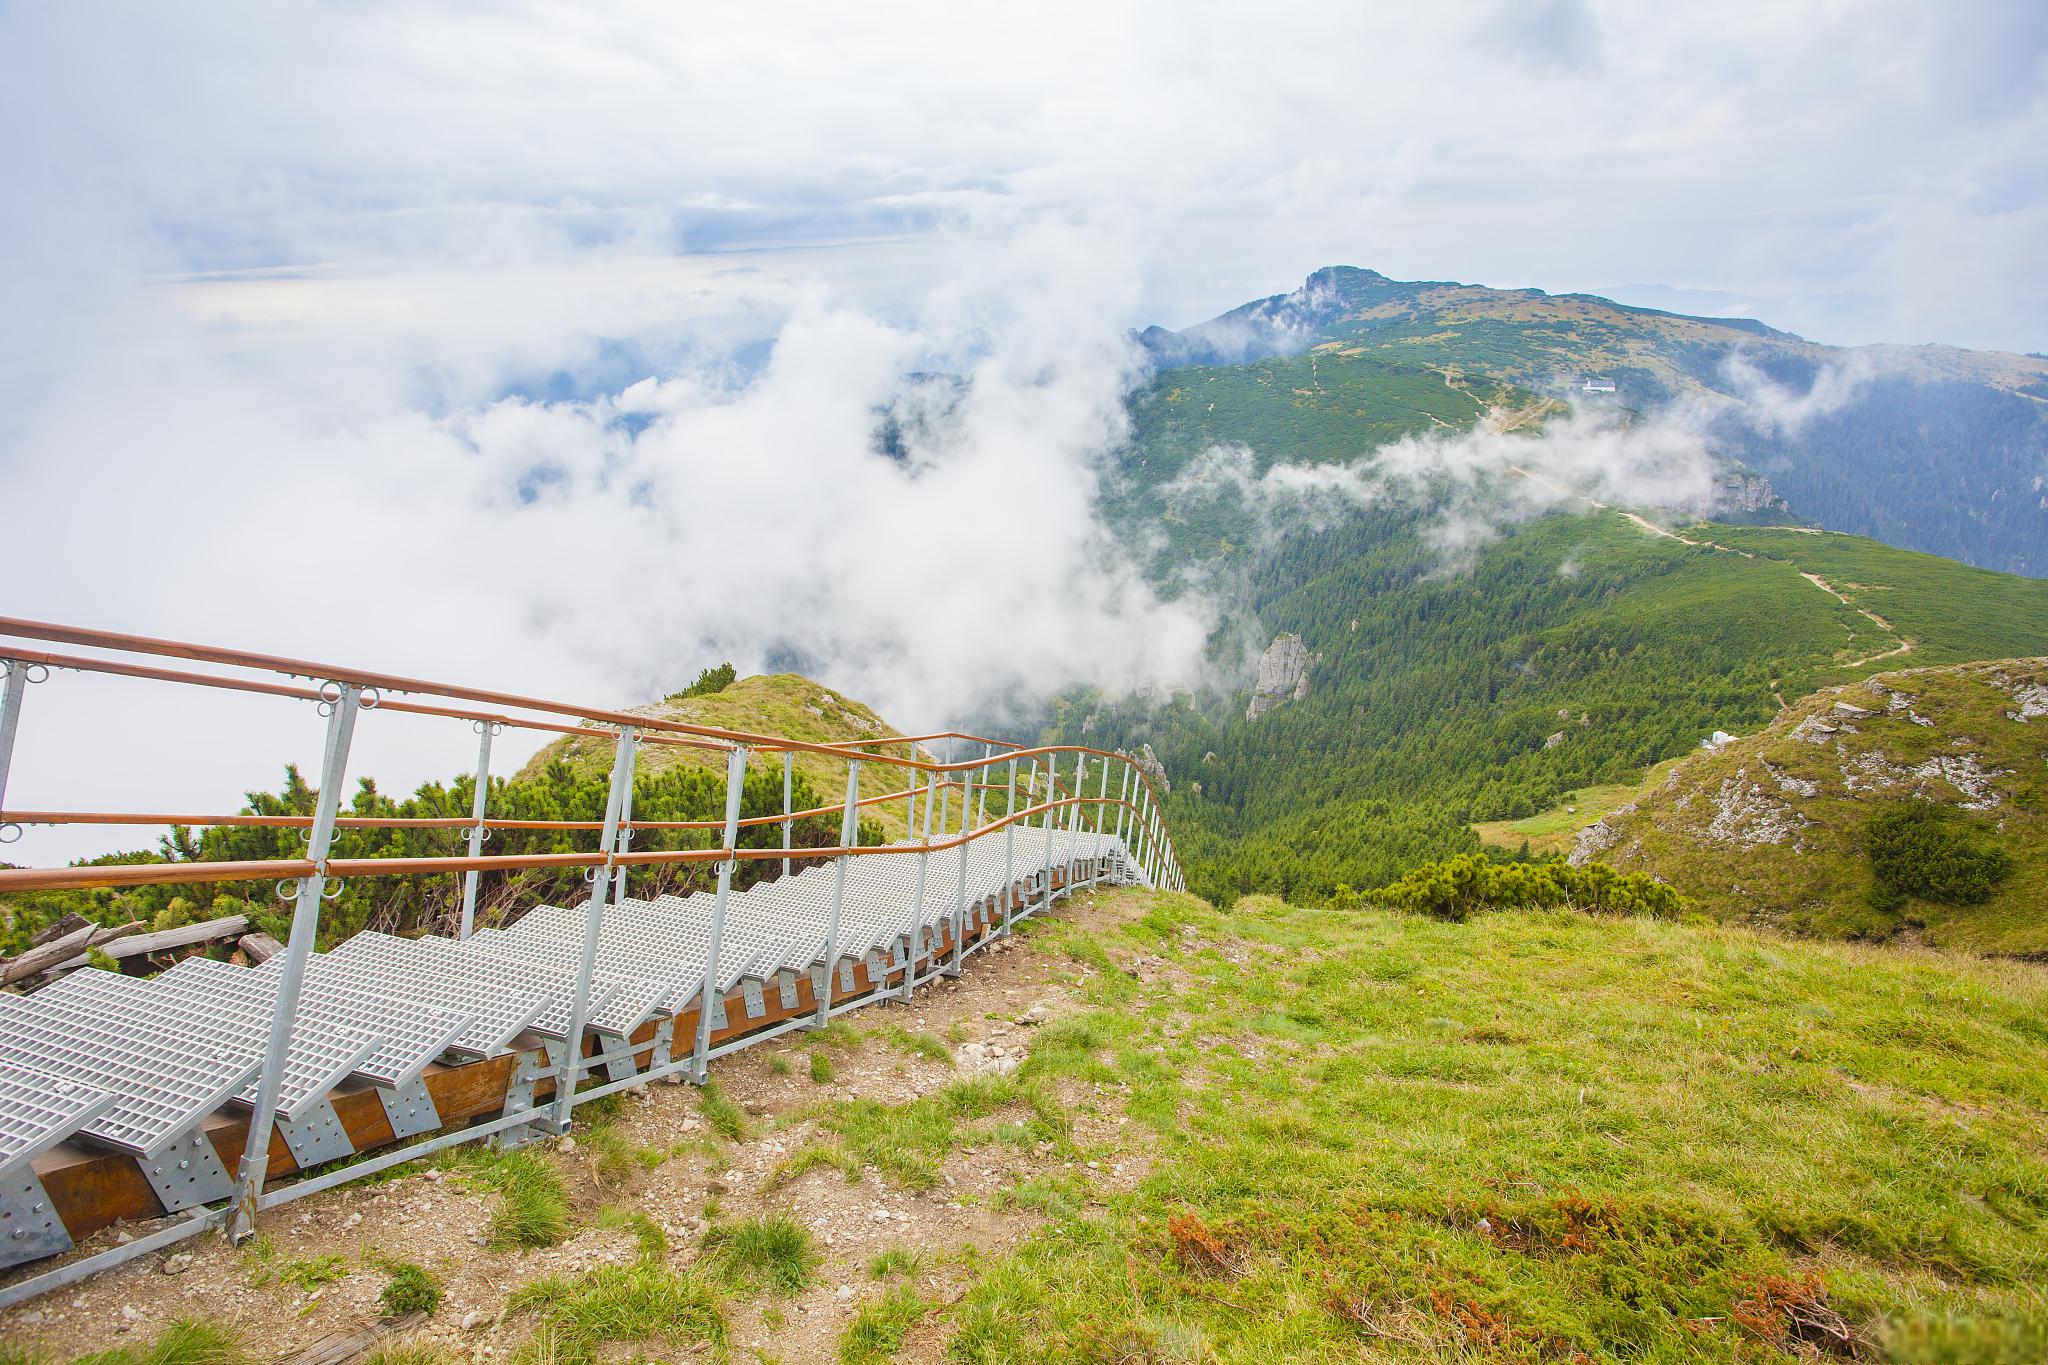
[0,618,1183,1302]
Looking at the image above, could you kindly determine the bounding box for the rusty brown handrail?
[0,794,1131,892]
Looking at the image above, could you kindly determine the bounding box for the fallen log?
[237,931,284,964]
[97,914,248,962]
[282,1311,428,1365]
[3,924,95,984]
[27,913,91,948]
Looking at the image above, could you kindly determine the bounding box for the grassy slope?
[923,890,2048,1361]
[1473,772,1667,856]
[515,673,927,841]
[1583,659,2048,956]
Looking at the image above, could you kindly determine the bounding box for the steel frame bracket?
[492,1048,548,1150]
[0,1169,72,1269]
[276,1098,355,1170]
[140,1130,234,1212]
[375,1076,441,1140]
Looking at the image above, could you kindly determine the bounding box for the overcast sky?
[3,1,2044,858]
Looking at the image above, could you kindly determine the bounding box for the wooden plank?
[282,1311,427,1365]
[98,914,248,961]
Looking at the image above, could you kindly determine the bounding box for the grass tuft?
[377,1262,442,1318]
[838,1285,930,1364]
[74,1320,247,1365]
[448,1145,573,1248]
[507,1261,725,1364]
[872,1024,954,1064]
[866,1247,921,1279]
[697,1079,751,1142]
[702,1211,821,1294]
[809,1050,837,1084]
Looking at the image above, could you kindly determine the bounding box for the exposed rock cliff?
[1246,633,1313,720]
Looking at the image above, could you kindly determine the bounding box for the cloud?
[1718,351,1875,434]
[1160,403,1724,577]
[1,224,1214,864]
[4,0,2044,861]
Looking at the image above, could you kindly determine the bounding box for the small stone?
[556,1136,577,1153]
[835,1284,854,1301]
[343,1211,362,1228]
[161,1252,195,1276]
[462,1310,488,1330]
[120,1305,142,1322]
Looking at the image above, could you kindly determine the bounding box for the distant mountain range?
[1134,267,2048,576]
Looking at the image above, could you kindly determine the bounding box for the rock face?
[1132,743,1170,797]
[1246,633,1313,720]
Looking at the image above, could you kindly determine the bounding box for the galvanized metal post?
[1040,753,1059,912]
[937,747,951,832]
[691,744,748,1083]
[1149,804,1165,888]
[1092,757,1110,885]
[904,743,917,835]
[815,760,860,1027]
[781,751,793,879]
[1114,764,1132,875]
[1133,783,1152,886]
[901,768,936,999]
[230,682,362,1240]
[1068,753,1086,835]
[458,721,497,940]
[0,660,30,818]
[1002,756,1018,932]
[611,750,636,907]
[948,758,972,976]
[976,742,992,826]
[553,726,636,1129]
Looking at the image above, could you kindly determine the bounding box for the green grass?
[1472,776,1664,855]
[870,1023,954,1064]
[359,1347,457,1365]
[241,1237,349,1291]
[809,1050,837,1084]
[447,1146,573,1249]
[593,1205,669,1258]
[787,1075,1069,1191]
[702,1211,820,1294]
[931,888,2048,1361]
[867,1247,921,1279]
[839,1284,932,1364]
[697,1078,750,1142]
[73,1321,247,1365]
[377,1262,442,1318]
[508,1252,725,1364]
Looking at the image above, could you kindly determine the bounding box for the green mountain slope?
[1578,659,2048,955]
[1062,505,2048,906]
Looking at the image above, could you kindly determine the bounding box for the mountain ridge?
[1128,266,2048,575]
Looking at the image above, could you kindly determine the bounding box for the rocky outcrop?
[1131,743,1170,797]
[1246,633,1313,720]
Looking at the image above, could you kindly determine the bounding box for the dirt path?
[2,894,1146,1365]
[1799,571,1912,663]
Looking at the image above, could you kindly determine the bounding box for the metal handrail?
[0,619,1184,1305]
